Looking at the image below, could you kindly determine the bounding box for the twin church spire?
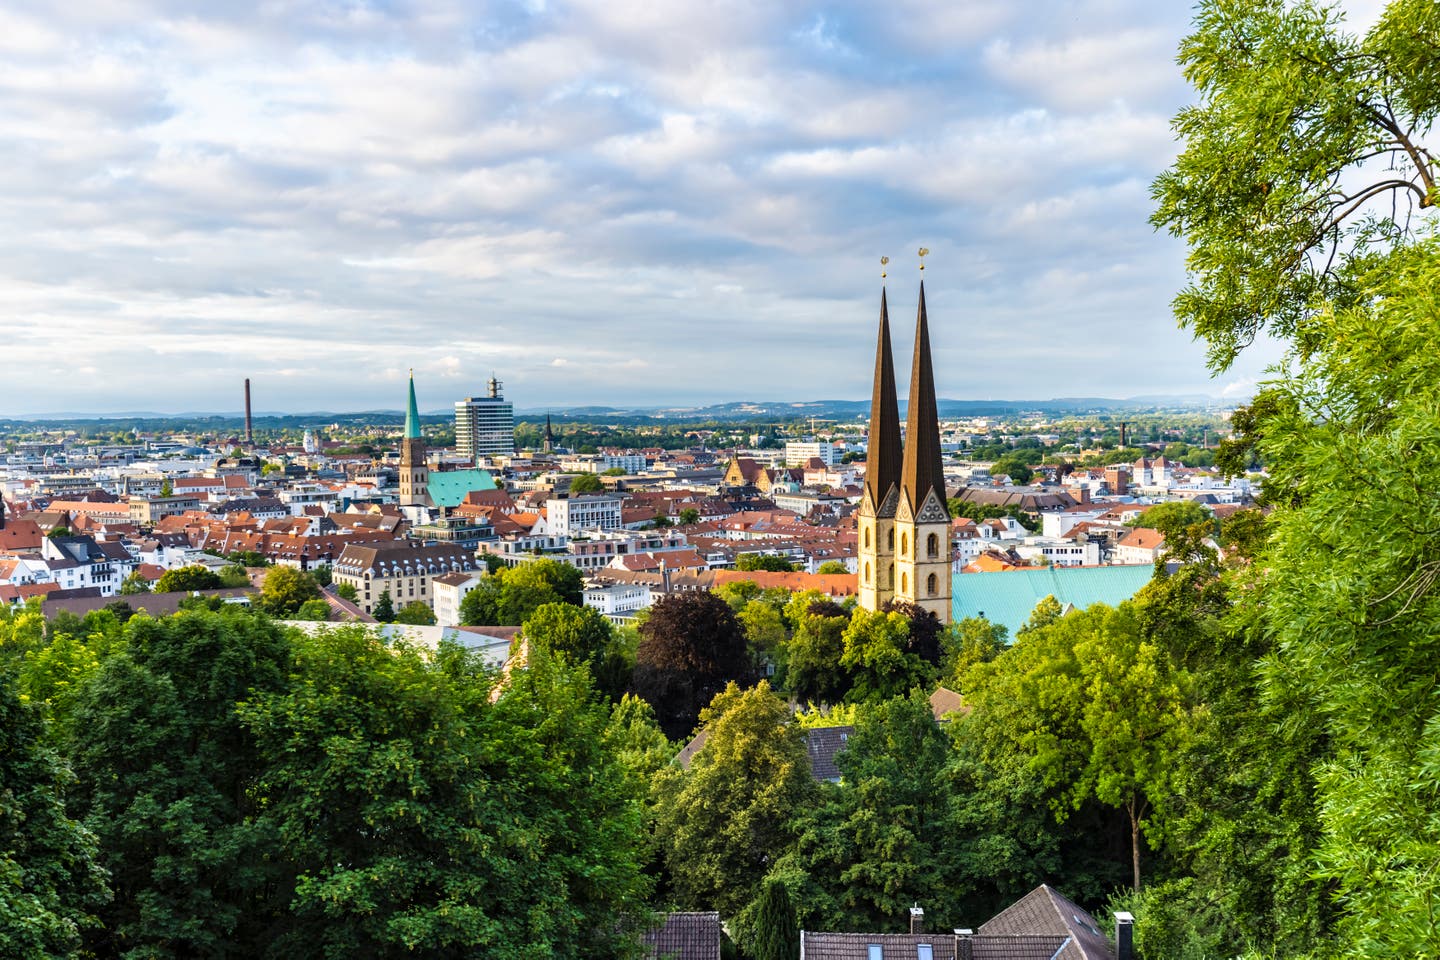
[858,264,952,623]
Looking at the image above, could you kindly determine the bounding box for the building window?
[868,947,883,960]
[918,947,933,960]
[864,528,871,548]
[887,529,894,550]
[864,562,870,584]
[888,563,894,588]
[901,572,908,593]
[900,532,908,555]
[927,573,938,596]
[927,532,939,558]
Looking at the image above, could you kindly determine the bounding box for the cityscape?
[2,1,1437,959]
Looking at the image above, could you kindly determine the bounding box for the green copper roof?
[426,469,497,508]
[951,565,1155,638]
[405,372,422,440]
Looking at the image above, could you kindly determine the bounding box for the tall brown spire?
[864,287,903,516]
[900,281,949,517]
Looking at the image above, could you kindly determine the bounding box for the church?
[856,277,952,624]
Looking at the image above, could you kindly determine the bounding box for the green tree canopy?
[0,667,108,958]
[393,600,436,625]
[1152,0,1439,370]
[259,564,321,617]
[154,564,224,593]
[655,681,816,933]
[568,473,604,494]
[736,554,796,573]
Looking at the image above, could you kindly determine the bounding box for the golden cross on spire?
[918,247,929,271]
[880,256,889,280]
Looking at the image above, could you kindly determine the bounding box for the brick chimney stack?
[909,905,924,935]
[244,378,253,444]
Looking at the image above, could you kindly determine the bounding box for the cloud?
[0,0,1314,414]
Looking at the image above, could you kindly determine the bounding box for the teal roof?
[426,469,497,508]
[951,565,1155,638]
[405,373,421,439]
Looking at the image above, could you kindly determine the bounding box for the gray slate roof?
[643,911,721,960]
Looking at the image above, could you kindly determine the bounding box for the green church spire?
[405,369,422,439]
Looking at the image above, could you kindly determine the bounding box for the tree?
[677,508,700,526]
[736,554,795,573]
[240,629,650,958]
[309,563,332,587]
[568,473,604,494]
[154,564,223,593]
[218,563,251,588]
[522,602,628,700]
[334,582,358,602]
[942,616,1008,689]
[839,608,933,703]
[159,479,173,497]
[963,602,1191,892]
[0,667,108,958]
[393,601,437,625]
[1134,500,1216,541]
[1152,0,1439,371]
[1206,244,1440,954]
[654,682,816,932]
[67,607,293,955]
[460,560,583,627]
[259,564,321,617]
[815,560,848,575]
[294,598,331,621]
[783,596,851,705]
[632,592,751,738]
[749,879,800,960]
[990,456,1033,485]
[119,569,152,595]
[774,693,960,933]
[372,589,395,622]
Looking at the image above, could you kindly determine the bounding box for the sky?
[0,0,1382,416]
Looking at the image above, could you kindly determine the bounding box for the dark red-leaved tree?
[632,591,752,739]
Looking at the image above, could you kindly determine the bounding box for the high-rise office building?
[455,376,515,463]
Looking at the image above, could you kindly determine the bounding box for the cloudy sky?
[0,0,1377,416]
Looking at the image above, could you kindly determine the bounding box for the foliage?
[67,607,293,956]
[748,879,800,960]
[522,602,630,700]
[334,582,358,602]
[1151,0,1439,370]
[154,564,223,593]
[218,563,252,588]
[654,682,815,933]
[839,608,933,703]
[240,631,651,958]
[293,598,331,622]
[736,553,795,573]
[676,508,700,526]
[941,616,1008,689]
[308,563,332,587]
[1216,243,1440,954]
[0,666,108,959]
[632,591,752,739]
[119,569,151,595]
[777,693,961,933]
[815,560,848,575]
[372,589,395,622]
[990,456,1033,485]
[1131,500,1215,539]
[568,473,605,494]
[394,601,437,625]
[459,559,583,627]
[784,598,852,705]
[258,564,321,617]
[962,602,1192,892]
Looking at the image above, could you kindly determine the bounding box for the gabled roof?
[979,884,1113,960]
[641,911,721,960]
